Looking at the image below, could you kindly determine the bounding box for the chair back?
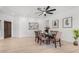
[55,32,61,40]
[34,31,40,38]
[51,31,58,35]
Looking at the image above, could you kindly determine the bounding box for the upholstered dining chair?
[50,31,58,35]
[34,31,40,43]
[52,32,61,48]
[38,33,48,45]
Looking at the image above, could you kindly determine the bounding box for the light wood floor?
[0,37,79,53]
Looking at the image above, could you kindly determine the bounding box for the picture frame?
[62,17,72,28]
[28,22,39,30]
[52,20,59,28]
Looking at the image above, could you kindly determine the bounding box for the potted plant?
[73,29,79,46]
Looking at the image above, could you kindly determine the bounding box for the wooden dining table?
[43,31,58,44]
[35,30,61,48]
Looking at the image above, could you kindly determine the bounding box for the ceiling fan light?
[43,12,46,14]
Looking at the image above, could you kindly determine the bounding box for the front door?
[4,21,11,38]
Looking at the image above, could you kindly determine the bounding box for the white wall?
[13,7,79,42]
[0,14,14,39]
[12,16,19,38]
[48,7,79,42]
[17,16,45,38]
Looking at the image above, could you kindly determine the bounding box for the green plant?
[73,29,79,40]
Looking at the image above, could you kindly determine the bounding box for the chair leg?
[44,40,46,44]
[55,42,57,48]
[46,40,48,44]
[37,37,40,44]
[59,39,61,47]
[39,40,41,45]
[37,39,39,43]
[46,39,50,45]
[54,39,57,48]
[35,38,38,44]
[48,40,50,44]
[35,38,37,42]
[43,40,44,43]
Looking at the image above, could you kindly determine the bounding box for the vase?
[73,40,78,46]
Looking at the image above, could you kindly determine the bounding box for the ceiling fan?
[37,6,56,16]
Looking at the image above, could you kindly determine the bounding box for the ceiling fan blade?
[37,8,43,12]
[47,9,56,11]
[46,6,50,10]
[47,12,53,14]
[39,13,43,16]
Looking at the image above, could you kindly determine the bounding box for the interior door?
[4,21,11,38]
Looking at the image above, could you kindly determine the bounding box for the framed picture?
[62,17,72,28]
[52,20,59,28]
[29,22,39,30]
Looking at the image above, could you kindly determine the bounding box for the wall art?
[52,20,59,28]
[62,17,72,28]
[28,22,39,30]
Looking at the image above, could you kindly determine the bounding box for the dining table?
[43,31,58,44]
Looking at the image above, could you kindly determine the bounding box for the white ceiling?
[0,6,78,17]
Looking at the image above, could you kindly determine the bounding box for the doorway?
[4,21,12,38]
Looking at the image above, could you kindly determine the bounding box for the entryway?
[4,21,12,38]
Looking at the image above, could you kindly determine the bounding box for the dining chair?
[34,31,40,43]
[53,32,61,48]
[38,33,48,45]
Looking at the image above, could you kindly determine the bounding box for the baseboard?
[12,37,35,39]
